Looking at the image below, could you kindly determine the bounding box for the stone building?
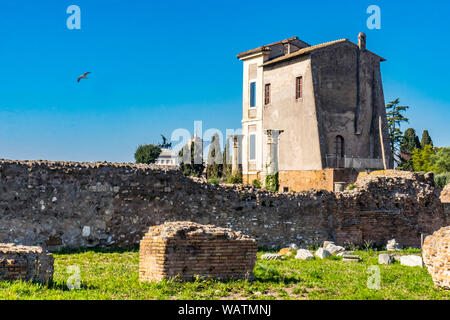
[237,33,393,192]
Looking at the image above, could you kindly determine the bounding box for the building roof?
[236,36,306,59]
[261,38,386,67]
[159,148,177,157]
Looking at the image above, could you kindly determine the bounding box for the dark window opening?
[265,83,271,105]
[335,135,344,167]
[296,76,303,99]
[250,82,256,107]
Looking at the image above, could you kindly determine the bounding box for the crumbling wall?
[0,159,447,249]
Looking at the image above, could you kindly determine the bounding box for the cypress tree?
[222,137,232,179]
[421,130,433,147]
[206,134,223,179]
[398,128,421,171]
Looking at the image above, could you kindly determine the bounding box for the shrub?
[430,147,450,173]
[208,177,220,185]
[265,173,279,192]
[227,173,242,184]
[346,183,356,191]
[435,172,450,188]
[252,179,261,189]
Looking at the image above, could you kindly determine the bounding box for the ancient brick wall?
[0,243,54,283]
[139,221,257,281]
[0,159,447,250]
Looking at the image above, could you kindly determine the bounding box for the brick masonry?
[422,226,450,289]
[0,243,54,284]
[139,221,257,281]
[0,159,448,250]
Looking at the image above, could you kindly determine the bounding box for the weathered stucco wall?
[0,160,447,250]
[311,42,393,168]
[263,56,323,171]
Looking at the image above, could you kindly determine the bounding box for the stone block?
[295,249,314,260]
[342,254,360,262]
[400,255,423,268]
[315,248,331,259]
[278,247,295,256]
[261,253,283,260]
[378,253,393,265]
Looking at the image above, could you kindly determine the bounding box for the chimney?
[358,32,366,51]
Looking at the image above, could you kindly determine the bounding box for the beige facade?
[237,34,393,191]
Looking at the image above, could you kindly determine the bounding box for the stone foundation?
[0,243,54,284]
[139,221,257,282]
[422,226,450,289]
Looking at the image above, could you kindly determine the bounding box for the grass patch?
[0,249,448,300]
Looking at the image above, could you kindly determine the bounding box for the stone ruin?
[0,243,54,284]
[139,221,257,282]
[0,159,448,250]
[422,226,450,289]
[441,183,450,203]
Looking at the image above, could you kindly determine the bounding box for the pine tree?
[421,130,433,148]
[386,98,409,166]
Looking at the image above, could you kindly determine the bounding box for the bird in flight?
[77,72,91,82]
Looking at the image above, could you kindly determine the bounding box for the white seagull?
[77,72,91,82]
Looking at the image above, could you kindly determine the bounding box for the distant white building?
[155,149,178,167]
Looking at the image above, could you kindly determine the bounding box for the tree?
[222,137,232,180]
[134,144,161,164]
[430,147,450,174]
[178,140,204,177]
[206,133,223,179]
[386,98,409,165]
[398,128,421,171]
[411,145,437,172]
[421,130,433,148]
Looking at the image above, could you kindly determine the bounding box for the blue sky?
[0,0,449,162]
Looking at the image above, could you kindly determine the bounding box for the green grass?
[0,249,448,300]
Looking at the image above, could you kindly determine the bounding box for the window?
[250,82,256,108]
[296,76,303,99]
[249,134,256,161]
[264,83,271,105]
